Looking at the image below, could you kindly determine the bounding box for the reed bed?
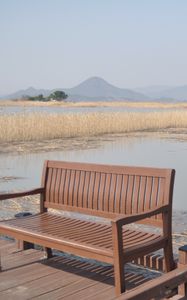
[1,99,187,109]
[0,110,187,143]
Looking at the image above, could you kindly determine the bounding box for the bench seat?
[0,212,164,261]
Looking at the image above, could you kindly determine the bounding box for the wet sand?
[0,128,187,155]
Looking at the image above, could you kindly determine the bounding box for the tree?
[49,90,68,101]
[36,94,44,101]
[26,94,46,101]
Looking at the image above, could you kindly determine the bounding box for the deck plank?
[0,239,184,300]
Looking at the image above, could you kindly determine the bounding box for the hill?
[63,77,148,101]
[3,87,51,100]
[135,85,187,101]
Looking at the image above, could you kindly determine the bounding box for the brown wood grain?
[0,160,176,297]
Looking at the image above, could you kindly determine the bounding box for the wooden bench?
[0,160,176,296]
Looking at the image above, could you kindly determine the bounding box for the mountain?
[3,87,51,100]
[135,85,172,98]
[1,77,148,102]
[63,77,148,101]
[135,85,187,101]
[3,77,187,101]
[157,86,187,101]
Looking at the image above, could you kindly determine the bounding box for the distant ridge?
[4,87,51,99]
[63,77,148,101]
[135,85,187,101]
[2,77,187,101]
[1,77,148,102]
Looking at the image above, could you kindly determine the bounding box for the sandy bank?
[0,129,186,155]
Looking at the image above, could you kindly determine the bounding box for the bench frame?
[0,160,176,296]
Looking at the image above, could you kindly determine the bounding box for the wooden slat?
[50,168,57,204]
[103,173,111,212]
[109,174,117,213]
[72,170,81,207]
[126,175,135,214]
[93,172,101,210]
[45,167,53,203]
[138,176,146,213]
[63,169,71,206]
[158,177,165,206]
[151,177,159,208]
[87,171,96,209]
[78,171,86,208]
[144,176,153,210]
[114,174,123,214]
[54,168,61,204]
[58,168,66,205]
[68,170,76,207]
[83,171,91,209]
[97,173,106,211]
[156,177,165,220]
[132,176,140,214]
[120,175,129,214]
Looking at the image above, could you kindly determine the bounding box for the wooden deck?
[0,238,159,300]
[0,239,186,300]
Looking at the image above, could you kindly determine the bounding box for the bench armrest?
[0,187,45,201]
[111,205,169,227]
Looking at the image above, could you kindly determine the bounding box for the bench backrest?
[41,160,175,225]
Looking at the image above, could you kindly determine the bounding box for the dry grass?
[1,99,187,109]
[1,110,187,143]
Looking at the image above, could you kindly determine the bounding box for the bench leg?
[113,256,125,296]
[17,240,34,250]
[112,222,125,296]
[44,247,53,259]
[178,245,187,297]
[0,251,1,271]
[164,241,175,272]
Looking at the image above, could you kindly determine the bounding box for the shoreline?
[1,99,187,109]
[0,129,187,155]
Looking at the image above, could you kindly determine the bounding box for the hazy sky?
[0,0,187,94]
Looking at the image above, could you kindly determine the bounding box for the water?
[0,104,180,115]
[0,134,187,211]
